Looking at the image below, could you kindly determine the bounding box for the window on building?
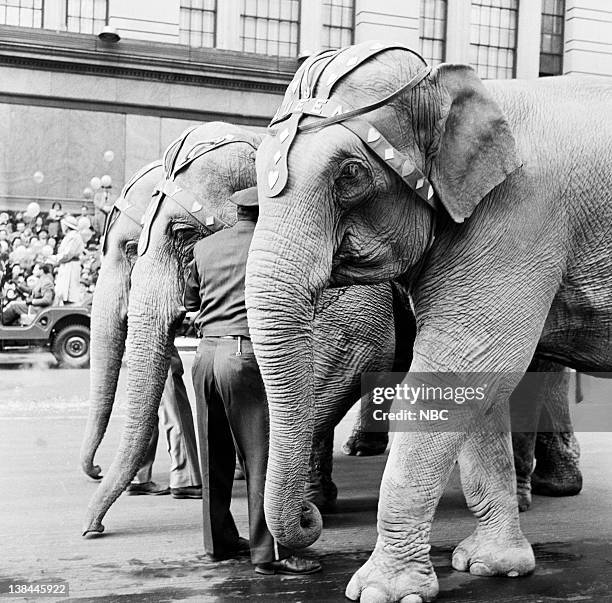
[540,0,565,76]
[0,0,44,28]
[419,0,447,65]
[470,0,518,79]
[180,0,216,48]
[322,0,354,50]
[66,0,107,35]
[241,0,300,57]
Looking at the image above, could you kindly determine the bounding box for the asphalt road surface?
[0,350,611,602]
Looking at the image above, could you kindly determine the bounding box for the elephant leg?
[511,430,537,512]
[510,361,546,512]
[342,393,389,457]
[532,377,582,496]
[305,429,338,513]
[346,430,466,603]
[455,424,535,577]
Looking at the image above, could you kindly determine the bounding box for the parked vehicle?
[0,306,90,368]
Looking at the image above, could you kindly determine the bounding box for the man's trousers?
[191,336,288,565]
[134,346,201,488]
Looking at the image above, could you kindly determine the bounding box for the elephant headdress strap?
[137,129,259,256]
[100,159,163,255]
[263,41,437,210]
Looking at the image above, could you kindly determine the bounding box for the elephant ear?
[429,64,522,223]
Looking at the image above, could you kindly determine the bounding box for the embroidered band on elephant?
[81,121,404,538]
[250,40,611,603]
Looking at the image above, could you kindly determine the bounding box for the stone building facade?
[0,0,610,211]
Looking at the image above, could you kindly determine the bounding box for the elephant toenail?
[507,570,519,577]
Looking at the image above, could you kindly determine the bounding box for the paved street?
[0,352,611,602]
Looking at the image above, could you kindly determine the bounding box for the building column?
[564,0,612,76]
[445,0,471,64]
[216,0,242,51]
[515,0,542,78]
[43,0,65,31]
[299,0,323,57]
[354,0,419,48]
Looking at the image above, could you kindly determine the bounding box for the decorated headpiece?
[137,128,259,256]
[262,41,437,210]
[100,159,162,255]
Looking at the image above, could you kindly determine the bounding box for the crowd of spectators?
[0,202,102,323]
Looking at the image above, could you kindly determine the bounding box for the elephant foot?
[531,469,582,497]
[345,546,438,603]
[515,475,532,512]
[532,432,582,497]
[452,526,535,577]
[342,432,389,457]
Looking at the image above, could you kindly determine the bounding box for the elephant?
[247,41,611,602]
[80,159,166,482]
[81,122,406,536]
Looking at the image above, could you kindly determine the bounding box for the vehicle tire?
[52,324,90,369]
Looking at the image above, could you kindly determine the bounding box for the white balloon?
[103,150,115,162]
[33,171,44,184]
[100,174,112,188]
[25,202,41,218]
[90,177,102,190]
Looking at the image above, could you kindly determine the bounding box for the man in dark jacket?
[2,262,54,325]
[184,187,321,576]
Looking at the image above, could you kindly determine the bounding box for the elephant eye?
[170,222,202,259]
[334,159,374,208]
[124,241,138,257]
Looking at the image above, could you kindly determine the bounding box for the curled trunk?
[246,221,329,549]
[79,263,128,479]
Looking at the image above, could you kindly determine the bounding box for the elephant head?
[82,122,260,534]
[246,43,521,548]
[80,161,163,481]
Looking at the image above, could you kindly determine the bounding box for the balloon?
[41,245,52,256]
[100,174,112,188]
[90,177,101,190]
[77,216,91,230]
[33,171,44,184]
[103,150,114,162]
[80,229,93,244]
[83,187,94,199]
[25,202,41,218]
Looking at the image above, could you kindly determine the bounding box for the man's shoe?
[208,537,250,561]
[126,481,170,496]
[171,485,202,499]
[255,556,322,575]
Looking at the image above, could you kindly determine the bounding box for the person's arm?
[30,279,54,307]
[16,282,32,295]
[183,259,201,312]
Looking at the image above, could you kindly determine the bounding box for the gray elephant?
[80,160,166,482]
[81,122,404,535]
[247,42,611,602]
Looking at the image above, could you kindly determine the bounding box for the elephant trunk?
[82,255,178,535]
[246,220,329,550]
[80,262,128,480]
